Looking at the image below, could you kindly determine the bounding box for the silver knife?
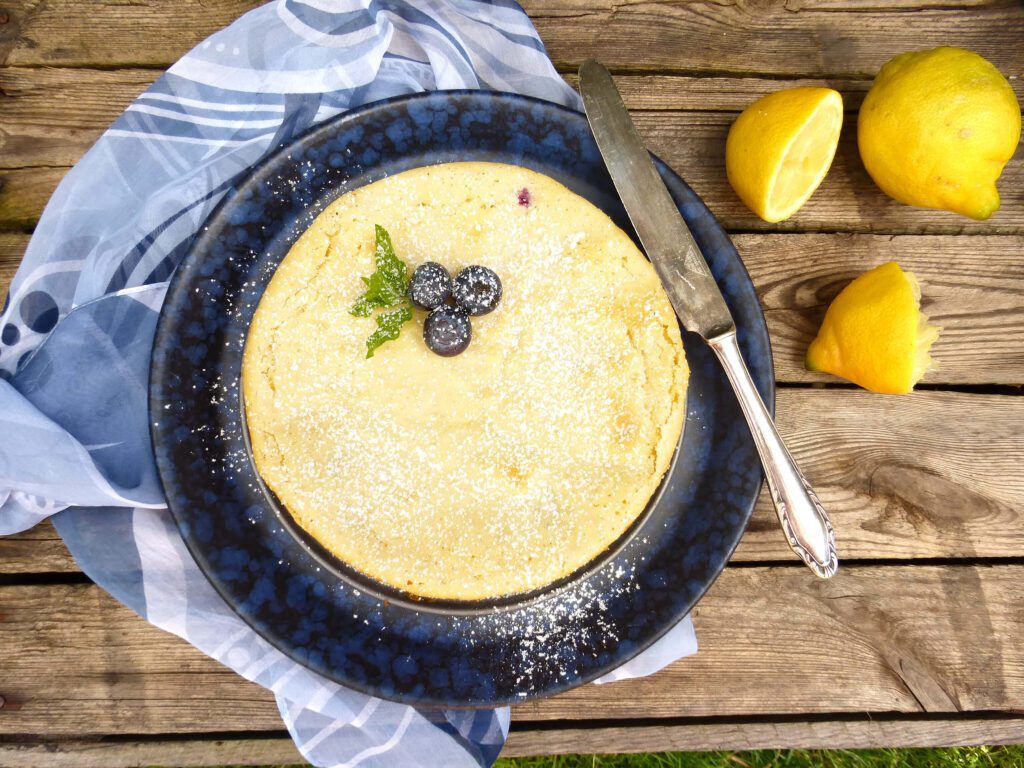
[579,60,837,579]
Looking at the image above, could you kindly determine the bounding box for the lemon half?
[806,262,940,394]
[726,87,844,223]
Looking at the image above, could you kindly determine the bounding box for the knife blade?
[578,59,735,342]
[579,59,838,578]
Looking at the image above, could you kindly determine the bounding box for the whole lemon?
[858,47,1021,220]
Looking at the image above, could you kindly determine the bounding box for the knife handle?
[707,331,838,579]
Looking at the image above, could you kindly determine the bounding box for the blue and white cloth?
[0,2,697,765]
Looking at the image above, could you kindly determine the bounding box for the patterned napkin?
[0,1,697,765]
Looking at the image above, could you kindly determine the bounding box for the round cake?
[242,162,688,601]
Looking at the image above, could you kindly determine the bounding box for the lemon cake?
[242,162,688,601]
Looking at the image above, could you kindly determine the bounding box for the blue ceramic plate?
[150,90,773,708]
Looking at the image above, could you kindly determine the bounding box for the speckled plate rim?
[150,89,775,708]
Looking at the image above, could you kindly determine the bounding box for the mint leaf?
[373,224,407,289]
[350,295,376,317]
[349,225,415,358]
[365,303,413,358]
[350,224,409,317]
[351,272,400,316]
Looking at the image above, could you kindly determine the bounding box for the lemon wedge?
[806,262,940,394]
[726,87,844,223]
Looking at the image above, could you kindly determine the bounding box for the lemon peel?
[858,47,1021,220]
[806,262,940,394]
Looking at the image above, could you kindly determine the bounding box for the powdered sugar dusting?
[239,162,688,604]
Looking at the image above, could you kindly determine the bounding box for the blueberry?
[409,262,453,310]
[453,266,502,316]
[423,305,471,357]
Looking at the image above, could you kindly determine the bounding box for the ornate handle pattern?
[707,332,838,579]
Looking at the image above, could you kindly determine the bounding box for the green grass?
[494,748,1024,768]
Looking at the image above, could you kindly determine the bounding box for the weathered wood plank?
[3,111,1022,235]
[0,738,305,768]
[0,520,76,574]
[0,1,262,68]
[0,378,1019,574]
[0,69,872,176]
[0,582,275,736]
[527,1,1024,83]
[0,67,873,172]
[0,233,22,301]
[0,64,963,174]
[737,390,1024,562]
[0,738,299,768]
[504,719,1024,757]
[3,230,1021,384]
[0,565,1021,734]
[2,68,1021,235]
[566,73,875,111]
[0,67,880,172]
[522,564,1024,720]
[0,68,156,169]
[3,717,1024,767]
[3,0,1022,97]
[0,166,63,232]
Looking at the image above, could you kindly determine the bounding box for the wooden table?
[1,1,1023,765]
